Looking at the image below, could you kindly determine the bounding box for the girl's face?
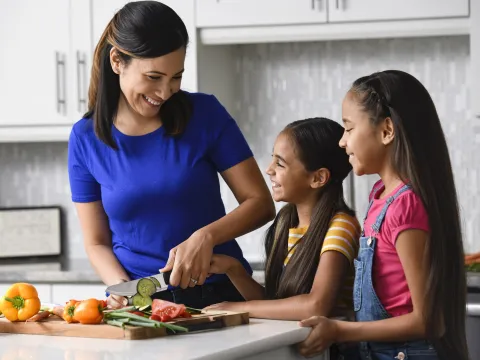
[339,91,390,176]
[265,133,319,204]
[111,47,186,119]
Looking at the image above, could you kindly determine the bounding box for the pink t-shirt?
[363,180,429,317]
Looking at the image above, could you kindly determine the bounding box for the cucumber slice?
[139,305,151,312]
[132,293,152,307]
[137,278,156,297]
[149,277,161,288]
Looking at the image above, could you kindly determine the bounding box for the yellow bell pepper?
[0,283,41,321]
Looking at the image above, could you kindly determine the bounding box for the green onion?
[106,319,126,328]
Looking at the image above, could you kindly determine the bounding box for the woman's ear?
[311,168,330,189]
[110,48,122,75]
[381,117,395,145]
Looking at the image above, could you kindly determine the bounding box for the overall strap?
[371,184,411,234]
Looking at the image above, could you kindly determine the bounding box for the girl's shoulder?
[330,212,361,236]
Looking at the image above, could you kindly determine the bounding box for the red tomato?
[152,299,186,321]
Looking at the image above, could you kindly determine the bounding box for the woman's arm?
[206,251,350,320]
[75,201,130,286]
[162,157,275,288]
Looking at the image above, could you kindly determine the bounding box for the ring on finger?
[189,277,198,285]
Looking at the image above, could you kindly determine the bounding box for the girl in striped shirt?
[205,118,360,325]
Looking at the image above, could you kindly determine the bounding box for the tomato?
[151,299,186,321]
[128,311,146,317]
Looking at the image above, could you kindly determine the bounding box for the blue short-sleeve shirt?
[68,92,253,281]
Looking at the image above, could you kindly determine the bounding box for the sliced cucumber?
[132,293,152,307]
[139,304,151,312]
[137,278,156,297]
[149,276,161,288]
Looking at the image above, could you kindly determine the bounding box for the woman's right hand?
[208,254,241,276]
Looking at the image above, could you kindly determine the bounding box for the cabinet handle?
[311,0,323,11]
[76,51,87,113]
[336,0,340,9]
[56,52,67,115]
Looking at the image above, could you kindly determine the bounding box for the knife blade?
[105,271,171,297]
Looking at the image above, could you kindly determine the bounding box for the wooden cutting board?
[0,310,249,340]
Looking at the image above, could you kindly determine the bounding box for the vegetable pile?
[465,252,480,272]
[0,282,201,334]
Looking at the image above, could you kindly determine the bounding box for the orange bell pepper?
[73,299,104,324]
[0,283,41,322]
[63,299,80,323]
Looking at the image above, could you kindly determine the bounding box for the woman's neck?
[115,95,162,136]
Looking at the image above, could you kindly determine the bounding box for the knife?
[105,271,171,297]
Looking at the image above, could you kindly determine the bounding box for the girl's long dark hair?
[351,70,468,360]
[86,1,192,149]
[265,118,354,300]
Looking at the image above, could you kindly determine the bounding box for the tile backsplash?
[0,35,477,266]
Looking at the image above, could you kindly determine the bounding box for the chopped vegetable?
[63,300,80,323]
[137,278,156,297]
[0,283,41,322]
[132,293,152,307]
[149,277,162,288]
[26,310,51,322]
[103,310,188,333]
[73,299,104,324]
[152,299,192,321]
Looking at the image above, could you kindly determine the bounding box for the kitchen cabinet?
[328,0,469,23]
[196,0,327,28]
[0,0,197,142]
[51,284,106,305]
[0,283,51,303]
[0,0,71,127]
[472,0,480,118]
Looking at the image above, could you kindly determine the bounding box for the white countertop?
[0,318,328,360]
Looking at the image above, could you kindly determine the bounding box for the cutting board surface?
[0,311,249,340]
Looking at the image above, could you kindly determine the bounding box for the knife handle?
[161,270,172,285]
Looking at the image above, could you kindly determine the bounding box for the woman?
[67,1,275,309]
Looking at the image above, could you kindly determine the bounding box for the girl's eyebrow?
[342,118,351,124]
[273,154,288,164]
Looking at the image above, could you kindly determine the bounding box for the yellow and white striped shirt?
[284,212,361,310]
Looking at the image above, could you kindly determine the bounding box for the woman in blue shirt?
[68,1,275,309]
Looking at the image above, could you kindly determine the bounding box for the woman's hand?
[160,230,214,289]
[297,316,338,358]
[208,254,241,276]
[106,294,127,309]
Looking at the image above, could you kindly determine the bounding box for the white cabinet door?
[328,0,469,23]
[91,0,197,92]
[472,0,480,118]
[51,284,106,305]
[0,283,51,304]
[196,0,327,28]
[0,0,70,126]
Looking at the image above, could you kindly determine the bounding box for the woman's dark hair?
[85,1,192,148]
[264,117,354,300]
[350,70,468,360]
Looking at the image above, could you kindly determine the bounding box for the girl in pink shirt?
[297,70,468,360]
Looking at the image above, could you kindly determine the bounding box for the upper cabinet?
[0,0,197,142]
[196,0,327,27]
[328,0,469,23]
[0,0,71,127]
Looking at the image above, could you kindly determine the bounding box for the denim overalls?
[353,184,438,360]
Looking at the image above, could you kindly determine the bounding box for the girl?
[297,70,469,360]
[205,118,361,327]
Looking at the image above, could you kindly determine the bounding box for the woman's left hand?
[204,301,245,312]
[160,230,214,289]
[297,316,338,358]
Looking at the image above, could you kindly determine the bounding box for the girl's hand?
[106,294,127,309]
[204,301,245,312]
[160,230,214,289]
[297,316,338,358]
[208,254,241,275]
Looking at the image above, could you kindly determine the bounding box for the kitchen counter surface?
[0,318,327,360]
